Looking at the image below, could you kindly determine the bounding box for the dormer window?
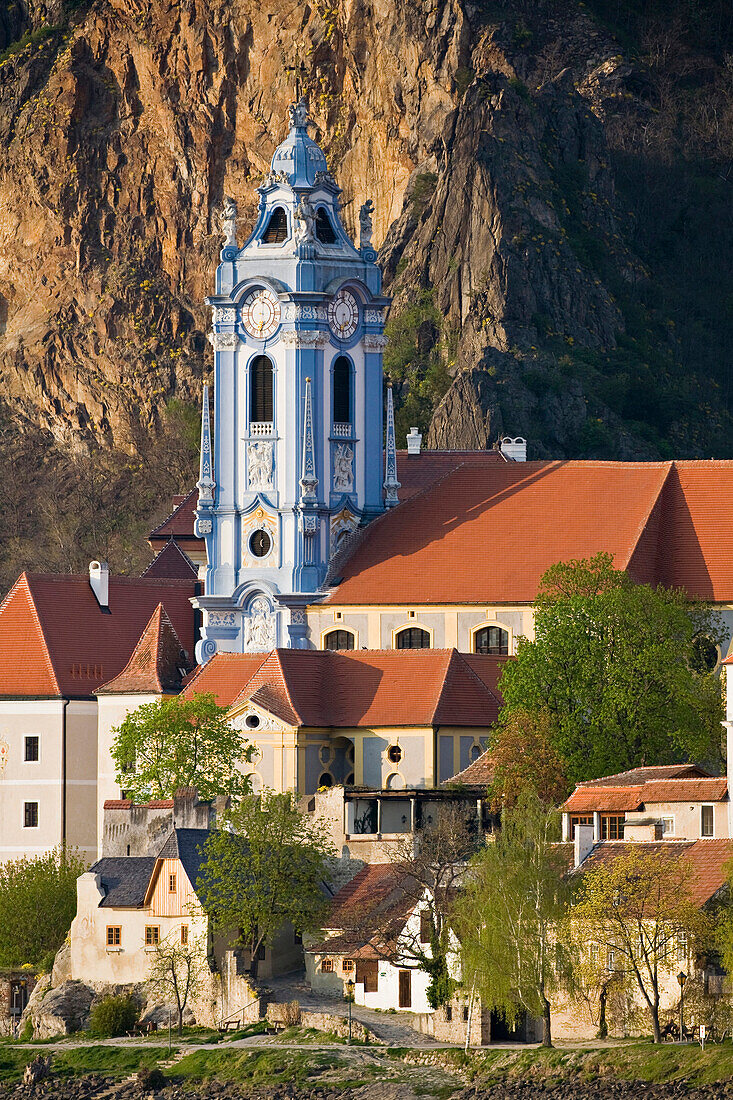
[315,207,337,244]
[263,207,288,243]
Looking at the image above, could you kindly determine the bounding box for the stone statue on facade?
[289,98,309,128]
[359,199,374,250]
[294,196,317,256]
[220,196,237,250]
[247,442,273,490]
[244,597,276,650]
[333,443,354,492]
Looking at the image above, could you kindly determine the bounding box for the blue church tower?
[194,99,391,659]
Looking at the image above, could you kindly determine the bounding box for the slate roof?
[152,827,211,902]
[0,573,196,698]
[90,857,158,908]
[142,541,199,580]
[97,604,192,695]
[184,649,502,728]
[575,839,733,907]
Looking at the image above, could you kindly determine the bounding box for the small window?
[701,805,714,837]
[169,873,177,893]
[445,1005,453,1022]
[474,626,509,655]
[318,773,333,789]
[262,206,288,243]
[250,355,274,424]
[24,802,38,828]
[321,958,333,973]
[324,629,355,651]
[469,743,482,763]
[249,529,272,558]
[180,925,189,945]
[601,814,625,840]
[106,926,121,947]
[24,736,39,762]
[570,815,593,838]
[677,932,688,963]
[661,816,675,836]
[145,926,160,946]
[315,207,337,244]
[462,1006,470,1022]
[395,627,430,649]
[333,357,352,425]
[387,744,402,764]
[342,959,355,973]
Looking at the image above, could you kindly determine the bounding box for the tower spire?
[194,384,215,536]
[384,381,401,508]
[299,376,318,505]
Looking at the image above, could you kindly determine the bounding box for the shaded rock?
[28,979,95,1038]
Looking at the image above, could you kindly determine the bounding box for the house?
[560,765,729,843]
[304,864,492,1044]
[181,647,503,795]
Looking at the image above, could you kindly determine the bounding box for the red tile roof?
[442,748,496,789]
[97,604,191,695]
[103,798,175,809]
[142,541,198,580]
[577,839,733,907]
[148,489,203,554]
[184,649,501,728]
[0,573,196,698]
[563,785,646,813]
[324,460,733,605]
[639,778,728,804]
[562,773,727,813]
[580,765,711,788]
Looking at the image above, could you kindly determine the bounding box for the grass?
[171,1048,348,1086]
[0,1045,164,1084]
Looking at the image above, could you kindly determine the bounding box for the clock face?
[328,289,359,340]
[242,288,281,339]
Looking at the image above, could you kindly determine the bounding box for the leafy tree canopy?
[488,708,569,811]
[499,553,724,783]
[0,847,87,967]
[111,693,253,802]
[197,790,335,970]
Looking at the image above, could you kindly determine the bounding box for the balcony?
[250,422,274,437]
[332,423,352,438]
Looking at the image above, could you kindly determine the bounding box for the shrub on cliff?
[89,995,138,1038]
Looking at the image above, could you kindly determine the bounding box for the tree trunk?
[651,1003,661,1044]
[541,995,552,1047]
[598,981,609,1040]
[464,982,476,1052]
[178,1007,184,1037]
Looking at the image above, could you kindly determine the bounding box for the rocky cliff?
[0,0,731,580]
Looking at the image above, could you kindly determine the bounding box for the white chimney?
[89,561,109,608]
[406,427,422,456]
[500,436,527,462]
[574,823,595,869]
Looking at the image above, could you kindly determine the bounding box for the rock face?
[0,0,730,487]
[25,979,95,1038]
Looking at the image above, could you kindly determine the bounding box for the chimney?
[574,823,595,869]
[406,427,422,456]
[89,561,109,609]
[500,436,527,462]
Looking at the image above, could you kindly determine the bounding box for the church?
[0,99,732,863]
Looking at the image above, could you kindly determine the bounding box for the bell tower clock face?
[242,288,281,339]
[328,289,359,340]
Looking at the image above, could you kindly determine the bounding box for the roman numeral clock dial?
[242,288,281,339]
[328,289,359,340]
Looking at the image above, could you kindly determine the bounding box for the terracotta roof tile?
[149,489,199,541]
[0,573,196,698]
[191,649,502,728]
[142,541,199,580]
[103,798,174,809]
[639,778,728,804]
[562,768,727,813]
[97,604,192,695]
[562,786,645,813]
[580,765,711,788]
[442,748,495,789]
[576,839,733,907]
[326,864,408,929]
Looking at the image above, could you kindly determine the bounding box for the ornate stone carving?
[363,334,388,351]
[314,170,338,189]
[242,505,277,568]
[281,330,329,348]
[294,196,317,256]
[333,443,354,492]
[209,332,240,350]
[289,98,309,128]
[247,441,274,491]
[207,611,238,628]
[359,200,374,249]
[330,505,359,555]
[365,309,385,324]
[197,518,212,534]
[291,608,306,625]
[220,197,237,250]
[244,596,276,650]
[196,637,218,663]
[213,307,237,324]
[282,303,327,322]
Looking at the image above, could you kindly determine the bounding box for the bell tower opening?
[263,207,288,243]
[250,356,274,425]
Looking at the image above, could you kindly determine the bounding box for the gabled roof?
[579,764,711,788]
[97,604,191,695]
[148,489,199,547]
[561,766,726,813]
[146,827,211,903]
[575,839,733,907]
[184,649,502,729]
[0,573,196,698]
[89,857,158,908]
[142,541,199,580]
[323,459,733,605]
[442,748,495,790]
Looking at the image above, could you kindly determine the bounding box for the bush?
[0,848,87,968]
[89,995,138,1038]
[137,1066,166,1090]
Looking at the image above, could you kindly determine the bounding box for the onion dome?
[270,98,328,189]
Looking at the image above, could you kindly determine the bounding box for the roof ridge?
[19,573,61,694]
[622,461,673,573]
[149,488,198,538]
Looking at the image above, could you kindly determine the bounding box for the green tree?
[571,846,709,1043]
[488,708,569,811]
[197,790,335,972]
[0,847,87,966]
[147,931,208,1036]
[499,553,724,782]
[111,693,253,802]
[455,790,571,1046]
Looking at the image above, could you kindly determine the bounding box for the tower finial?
[194,383,216,535]
[288,97,309,130]
[384,381,401,508]
[299,376,318,504]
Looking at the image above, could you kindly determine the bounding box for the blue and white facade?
[194,100,391,658]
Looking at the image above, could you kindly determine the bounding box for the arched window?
[333,357,351,425]
[395,627,430,649]
[315,207,337,244]
[262,207,288,243]
[250,356,273,424]
[324,629,355,651]
[474,626,509,655]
